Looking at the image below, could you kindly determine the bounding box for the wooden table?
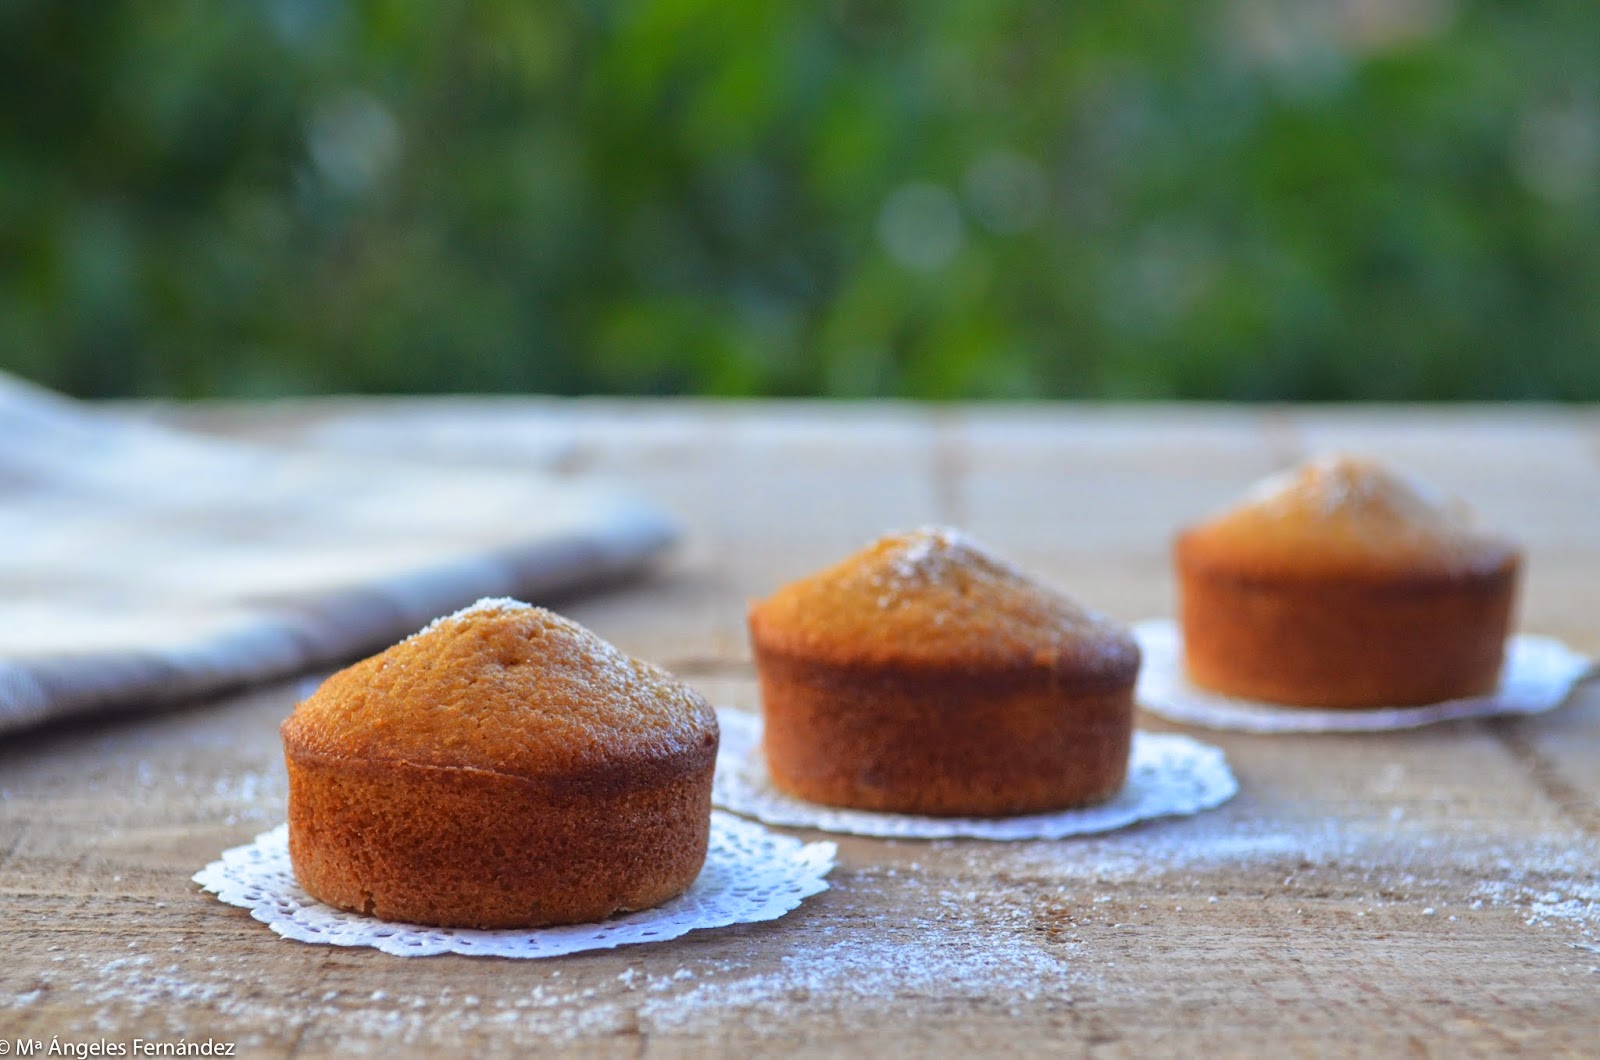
[3,401,1598,1057]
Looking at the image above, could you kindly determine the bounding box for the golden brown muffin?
[1176,455,1522,708]
[280,598,718,929]
[747,528,1140,816]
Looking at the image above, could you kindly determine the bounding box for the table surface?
[4,399,1599,1057]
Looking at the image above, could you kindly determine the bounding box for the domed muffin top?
[282,599,717,785]
[748,527,1139,680]
[1180,455,1520,578]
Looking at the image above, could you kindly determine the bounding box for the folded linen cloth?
[0,374,676,736]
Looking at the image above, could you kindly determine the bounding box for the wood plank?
[4,399,1590,1057]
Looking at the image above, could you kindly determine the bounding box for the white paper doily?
[710,707,1236,840]
[193,811,835,957]
[1134,618,1598,734]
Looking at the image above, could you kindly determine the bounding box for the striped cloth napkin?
[0,374,676,736]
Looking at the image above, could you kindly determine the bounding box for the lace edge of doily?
[1132,618,1598,733]
[193,817,837,957]
[711,708,1239,840]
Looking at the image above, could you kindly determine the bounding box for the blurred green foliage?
[1,0,1597,400]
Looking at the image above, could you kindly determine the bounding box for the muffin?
[1176,455,1522,708]
[280,598,718,929]
[747,527,1140,816]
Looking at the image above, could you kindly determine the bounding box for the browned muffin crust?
[748,528,1139,816]
[1176,456,1522,708]
[281,599,718,929]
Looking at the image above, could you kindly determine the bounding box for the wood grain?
[2,401,1597,1057]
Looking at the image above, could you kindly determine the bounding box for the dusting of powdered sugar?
[1238,454,1467,525]
[876,525,1025,590]
[1469,869,1600,946]
[33,868,1076,1045]
[636,916,1079,1033]
[398,595,644,686]
[20,823,1600,1044]
[406,597,536,642]
[860,527,1125,641]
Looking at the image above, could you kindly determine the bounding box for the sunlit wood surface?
[4,400,1598,1057]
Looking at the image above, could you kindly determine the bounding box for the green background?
[3,0,1597,401]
